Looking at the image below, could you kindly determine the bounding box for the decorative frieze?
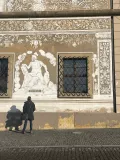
[5,0,110,12]
[0,34,96,48]
[0,18,111,32]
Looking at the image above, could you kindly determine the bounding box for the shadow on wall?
[5,105,22,131]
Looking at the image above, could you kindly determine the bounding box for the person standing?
[22,96,35,134]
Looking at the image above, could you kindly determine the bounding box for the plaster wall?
[0,17,113,113]
[113,0,120,113]
[0,0,114,115]
[0,112,120,130]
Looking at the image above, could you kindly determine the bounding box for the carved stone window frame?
[57,52,93,98]
[0,53,14,98]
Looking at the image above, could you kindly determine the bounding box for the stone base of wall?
[0,98,113,113]
[0,112,120,130]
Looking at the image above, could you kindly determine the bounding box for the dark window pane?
[64,67,74,76]
[64,77,74,85]
[75,85,88,93]
[0,58,8,93]
[64,84,74,93]
[75,59,87,67]
[75,77,87,85]
[76,67,87,76]
[63,58,88,93]
[63,59,74,67]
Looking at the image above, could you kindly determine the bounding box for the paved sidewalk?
[1,147,120,160]
[0,128,120,147]
[1,129,120,160]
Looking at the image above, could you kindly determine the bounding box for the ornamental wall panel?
[4,0,110,12]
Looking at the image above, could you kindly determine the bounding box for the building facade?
[0,0,120,130]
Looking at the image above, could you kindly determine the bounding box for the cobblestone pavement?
[1,129,120,160]
[1,147,120,160]
[0,129,120,147]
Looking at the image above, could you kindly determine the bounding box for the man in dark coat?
[22,96,35,134]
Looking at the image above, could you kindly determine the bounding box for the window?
[0,53,14,98]
[58,53,93,98]
[0,58,8,94]
[63,58,88,93]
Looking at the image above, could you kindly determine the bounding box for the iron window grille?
[0,58,8,95]
[0,54,14,98]
[58,53,93,98]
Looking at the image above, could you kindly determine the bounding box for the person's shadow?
[5,105,22,132]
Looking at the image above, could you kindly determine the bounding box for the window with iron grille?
[0,58,8,94]
[58,53,93,98]
[0,53,14,98]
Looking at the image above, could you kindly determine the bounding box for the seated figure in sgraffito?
[21,55,50,92]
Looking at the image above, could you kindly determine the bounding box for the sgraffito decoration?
[0,18,111,31]
[95,33,112,95]
[92,54,99,95]
[58,53,93,98]
[13,50,57,97]
[0,18,112,99]
[99,41,111,95]
[5,0,110,12]
[0,34,97,48]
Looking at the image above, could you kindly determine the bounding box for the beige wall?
[113,0,120,9]
[1,112,120,130]
[114,0,120,112]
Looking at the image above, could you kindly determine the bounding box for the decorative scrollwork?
[99,41,111,95]
[92,54,99,95]
[0,34,97,48]
[0,18,111,31]
[6,0,110,12]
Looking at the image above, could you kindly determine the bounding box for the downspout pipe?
[110,1,117,112]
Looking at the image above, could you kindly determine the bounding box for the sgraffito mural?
[0,0,118,130]
[14,50,57,98]
[0,0,114,114]
[0,17,113,113]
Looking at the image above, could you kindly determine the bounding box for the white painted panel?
[0,0,4,12]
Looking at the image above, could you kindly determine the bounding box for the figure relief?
[13,51,57,98]
[21,55,49,92]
